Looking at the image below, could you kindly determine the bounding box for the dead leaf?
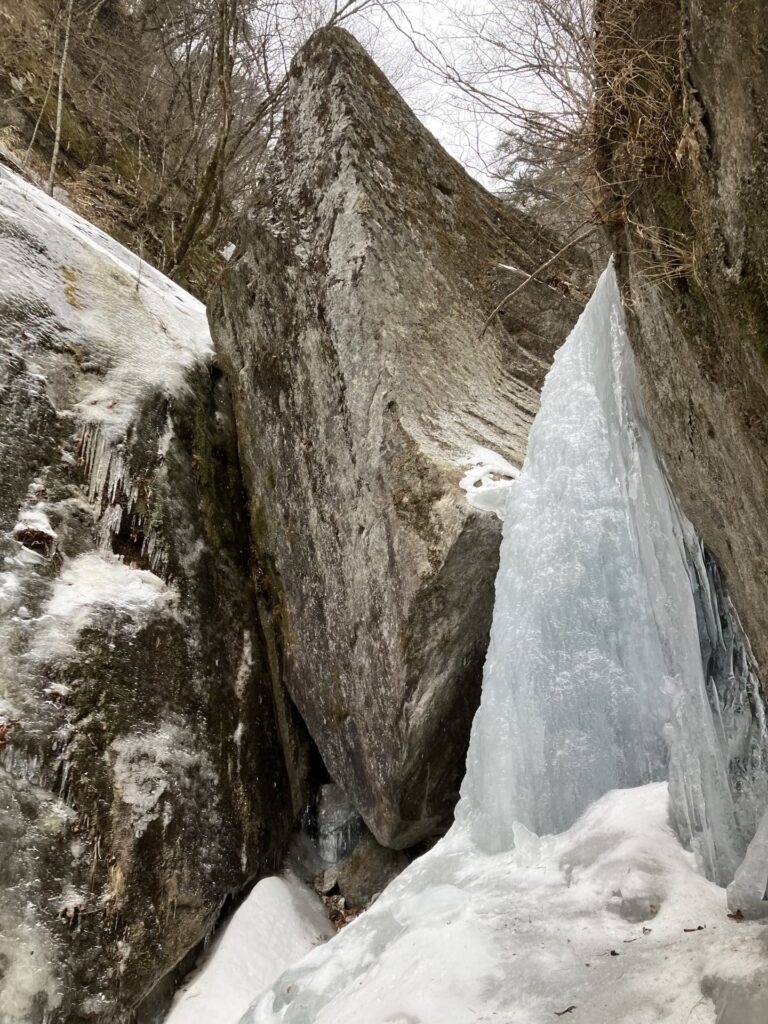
[727,909,744,921]
[683,926,705,933]
[554,1007,577,1017]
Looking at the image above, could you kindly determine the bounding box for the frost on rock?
[234,264,768,1024]
[32,551,176,661]
[109,725,217,839]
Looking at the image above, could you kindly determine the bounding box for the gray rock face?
[595,0,768,683]
[336,834,408,908]
[211,28,589,848]
[0,169,296,1022]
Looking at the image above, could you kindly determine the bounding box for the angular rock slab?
[0,169,294,1022]
[212,28,588,848]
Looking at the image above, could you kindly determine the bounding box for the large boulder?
[594,0,768,682]
[211,28,589,848]
[0,168,297,1022]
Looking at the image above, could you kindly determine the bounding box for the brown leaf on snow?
[727,909,744,921]
[554,1007,577,1017]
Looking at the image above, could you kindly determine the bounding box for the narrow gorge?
[0,5,767,1023]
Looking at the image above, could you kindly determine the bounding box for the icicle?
[77,420,170,573]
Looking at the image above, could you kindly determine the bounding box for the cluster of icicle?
[79,421,168,575]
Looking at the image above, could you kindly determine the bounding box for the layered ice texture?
[234,264,768,1023]
[456,263,768,886]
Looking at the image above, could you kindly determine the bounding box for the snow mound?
[164,875,334,1024]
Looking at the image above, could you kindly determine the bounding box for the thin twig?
[479,224,596,338]
[47,0,74,196]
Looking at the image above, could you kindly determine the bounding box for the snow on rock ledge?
[0,169,294,1022]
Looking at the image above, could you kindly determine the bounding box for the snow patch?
[12,505,57,554]
[164,874,334,1024]
[241,785,768,1024]
[459,446,519,518]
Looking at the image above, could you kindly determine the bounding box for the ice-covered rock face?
[0,169,295,1022]
[237,265,768,1024]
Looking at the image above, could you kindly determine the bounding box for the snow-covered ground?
[242,784,767,1024]
[164,875,334,1024]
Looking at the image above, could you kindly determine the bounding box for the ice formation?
[0,166,213,570]
[459,446,519,519]
[314,784,367,864]
[456,264,768,885]
[233,264,768,1023]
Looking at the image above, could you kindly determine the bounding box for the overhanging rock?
[211,28,590,848]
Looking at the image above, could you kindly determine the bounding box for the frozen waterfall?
[456,262,767,885]
[210,263,768,1024]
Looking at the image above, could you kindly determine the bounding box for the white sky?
[340,1,516,188]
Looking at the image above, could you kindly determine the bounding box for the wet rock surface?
[211,27,589,849]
